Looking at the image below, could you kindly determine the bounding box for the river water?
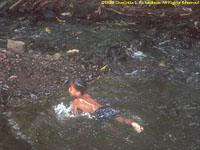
[0,17,200,150]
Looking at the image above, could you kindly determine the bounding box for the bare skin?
[69,82,144,133]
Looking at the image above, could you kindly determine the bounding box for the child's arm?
[72,99,79,115]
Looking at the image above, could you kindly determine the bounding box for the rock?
[46,54,53,60]
[30,93,38,100]
[7,39,25,53]
[53,53,61,60]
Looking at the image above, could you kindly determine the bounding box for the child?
[68,78,144,133]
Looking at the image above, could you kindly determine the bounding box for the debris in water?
[194,21,198,30]
[61,12,72,16]
[8,75,17,81]
[56,17,66,23]
[67,49,79,54]
[159,61,166,67]
[100,65,107,71]
[45,27,51,34]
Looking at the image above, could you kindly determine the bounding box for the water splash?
[132,51,146,58]
[53,102,74,120]
[53,102,93,120]
[126,48,147,60]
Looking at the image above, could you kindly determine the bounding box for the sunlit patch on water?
[53,102,93,121]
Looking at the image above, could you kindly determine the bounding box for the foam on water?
[53,102,92,120]
[126,48,147,60]
[132,51,146,58]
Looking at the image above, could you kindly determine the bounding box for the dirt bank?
[0,44,127,108]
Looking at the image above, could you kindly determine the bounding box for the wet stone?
[46,54,52,60]
[7,39,25,53]
[53,53,61,60]
[30,93,38,100]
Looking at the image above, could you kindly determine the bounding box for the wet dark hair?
[71,78,87,95]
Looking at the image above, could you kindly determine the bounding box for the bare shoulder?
[73,98,80,104]
[84,94,92,98]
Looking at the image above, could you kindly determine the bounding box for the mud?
[0,44,127,108]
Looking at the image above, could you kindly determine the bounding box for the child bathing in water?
[68,78,144,133]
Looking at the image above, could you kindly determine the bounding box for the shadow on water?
[1,17,200,150]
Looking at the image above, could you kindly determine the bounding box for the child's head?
[69,78,87,97]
